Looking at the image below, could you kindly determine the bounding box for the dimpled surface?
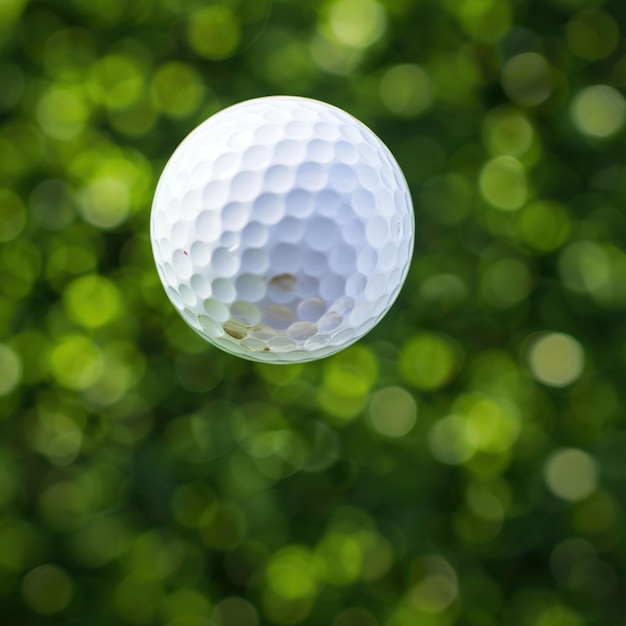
[151,96,414,363]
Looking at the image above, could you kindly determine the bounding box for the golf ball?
[151,96,414,363]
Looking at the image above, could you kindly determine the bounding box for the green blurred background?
[2,0,626,624]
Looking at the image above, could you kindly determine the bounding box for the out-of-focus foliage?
[1,0,626,624]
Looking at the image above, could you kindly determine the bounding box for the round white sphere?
[151,96,414,363]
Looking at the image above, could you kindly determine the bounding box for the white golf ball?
[151,96,414,363]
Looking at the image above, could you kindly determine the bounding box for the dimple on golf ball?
[151,96,414,363]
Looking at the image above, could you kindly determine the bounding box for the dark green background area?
[1,0,626,624]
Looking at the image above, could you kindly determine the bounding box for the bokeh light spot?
[420,173,472,224]
[0,0,28,31]
[84,343,145,407]
[29,179,76,231]
[368,386,417,437]
[78,176,130,229]
[36,85,89,140]
[558,241,609,295]
[481,258,532,308]
[244,429,308,480]
[322,345,379,414]
[38,480,90,528]
[463,395,520,453]
[408,556,458,614]
[571,85,626,139]
[466,482,505,523]
[315,532,363,586]
[64,274,122,328]
[502,52,552,106]
[88,54,144,110]
[428,415,475,465]
[420,273,468,310]
[0,188,26,242]
[566,10,619,60]
[212,597,258,626]
[528,332,585,388]
[200,504,245,550]
[482,107,534,156]
[479,155,527,210]
[49,335,104,390]
[545,449,598,501]
[151,62,203,118]
[380,64,433,117]
[310,35,363,75]
[517,200,571,252]
[267,546,317,601]
[0,344,22,396]
[46,431,82,467]
[161,588,212,623]
[327,0,387,48]
[446,0,512,42]
[188,7,241,60]
[400,333,458,390]
[69,515,128,567]
[21,564,73,614]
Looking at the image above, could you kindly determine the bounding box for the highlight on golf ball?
[150,96,414,363]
